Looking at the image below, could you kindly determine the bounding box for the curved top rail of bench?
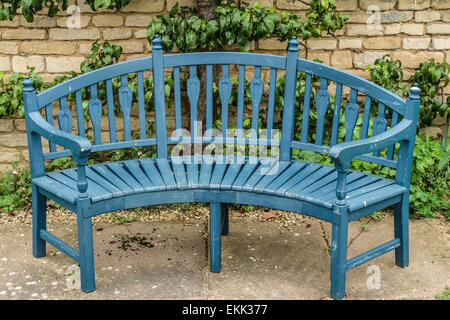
[163,52,287,69]
[297,58,406,116]
[36,50,405,116]
[37,56,153,109]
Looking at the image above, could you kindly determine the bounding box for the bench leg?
[77,214,96,292]
[394,195,409,267]
[221,203,229,236]
[330,214,348,300]
[210,202,221,272]
[32,185,47,258]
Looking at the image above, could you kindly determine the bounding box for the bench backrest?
[30,36,409,172]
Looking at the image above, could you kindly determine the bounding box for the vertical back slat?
[137,71,146,139]
[315,78,330,145]
[266,68,277,140]
[75,90,85,138]
[45,103,56,152]
[57,96,72,151]
[330,83,343,147]
[344,89,359,142]
[119,75,133,141]
[219,64,232,138]
[206,64,214,134]
[87,84,102,145]
[187,65,200,139]
[279,38,299,161]
[360,96,372,140]
[173,66,182,137]
[151,36,168,158]
[57,96,72,133]
[300,73,312,143]
[372,102,388,157]
[387,111,399,160]
[250,66,264,139]
[237,65,245,138]
[105,78,116,143]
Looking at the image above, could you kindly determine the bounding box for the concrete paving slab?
[0,215,448,300]
[206,219,331,299]
[0,221,207,300]
[321,215,450,299]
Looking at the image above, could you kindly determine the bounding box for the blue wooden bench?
[23,36,420,299]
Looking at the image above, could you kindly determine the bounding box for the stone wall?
[0,0,449,171]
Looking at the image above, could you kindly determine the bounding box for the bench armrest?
[28,112,91,158]
[328,119,414,170]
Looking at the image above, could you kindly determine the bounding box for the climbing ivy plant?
[146,1,348,53]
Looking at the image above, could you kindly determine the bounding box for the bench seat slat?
[263,162,307,194]
[221,163,245,190]
[171,161,188,189]
[253,161,294,193]
[105,163,145,193]
[90,165,135,194]
[139,159,166,191]
[231,162,260,191]
[63,169,118,200]
[210,161,229,189]
[33,176,78,204]
[199,161,214,188]
[286,166,336,200]
[155,159,177,190]
[123,160,155,191]
[47,171,113,202]
[274,163,322,197]
[35,158,405,216]
[243,161,290,192]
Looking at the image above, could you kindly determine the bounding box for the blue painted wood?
[206,65,214,134]
[344,89,359,142]
[119,75,133,141]
[32,184,46,258]
[219,65,232,137]
[372,103,388,157]
[297,58,406,116]
[45,103,57,152]
[210,202,221,272]
[345,238,400,271]
[105,78,116,143]
[22,42,421,300]
[88,84,102,144]
[330,83,343,147]
[137,71,146,139]
[387,111,399,160]
[58,96,72,134]
[267,68,277,140]
[152,36,168,158]
[280,37,299,161]
[163,52,286,70]
[40,229,79,262]
[173,66,182,137]
[221,203,229,236]
[37,56,153,108]
[300,73,312,144]
[360,96,372,140]
[75,90,85,138]
[315,78,330,145]
[250,66,264,139]
[187,66,200,138]
[236,65,245,138]
[77,212,95,292]
[330,206,348,300]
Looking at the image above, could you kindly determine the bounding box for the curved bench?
[23,36,420,299]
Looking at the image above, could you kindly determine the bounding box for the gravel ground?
[2,201,447,243]
[0,201,312,232]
